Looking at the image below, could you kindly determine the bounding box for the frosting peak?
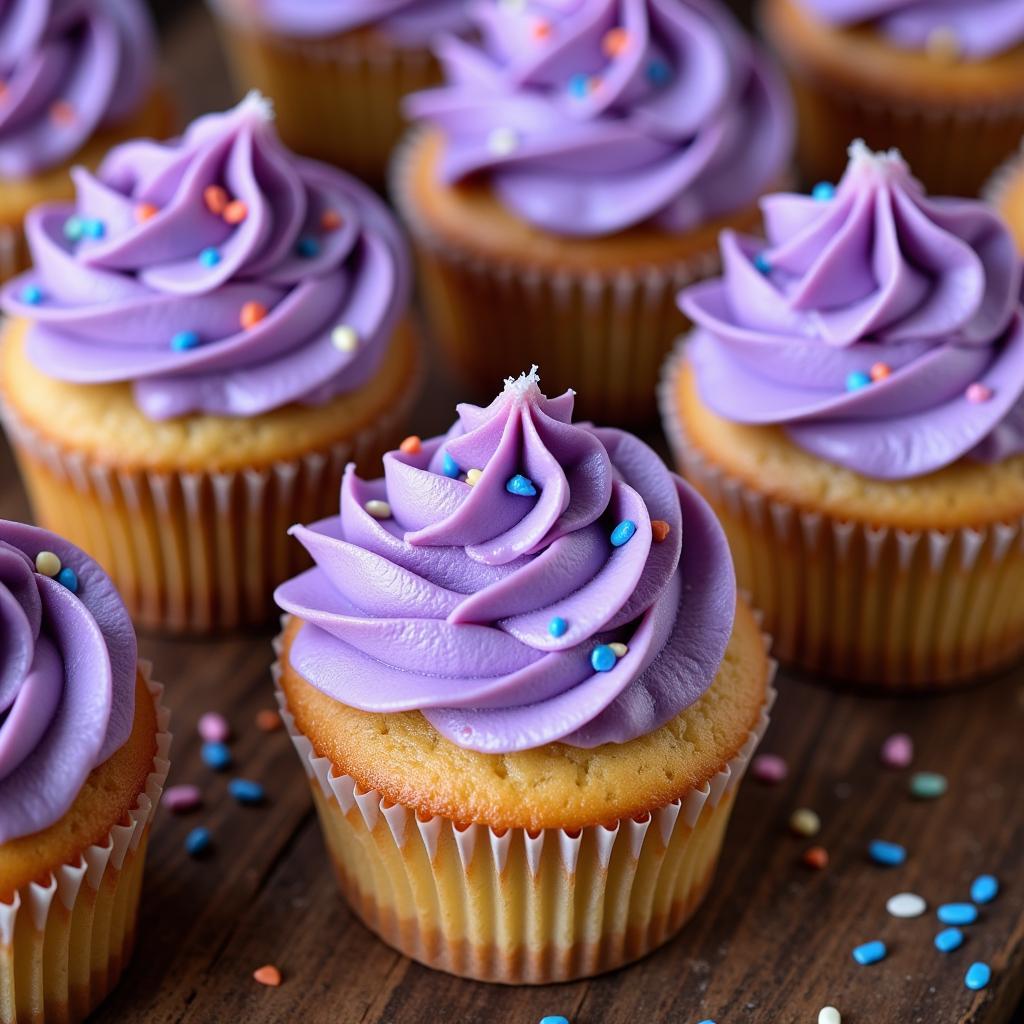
[275,373,737,753]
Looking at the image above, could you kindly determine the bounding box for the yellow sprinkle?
[609,642,628,658]
[466,468,483,486]
[789,808,821,837]
[35,551,62,577]
[364,500,392,520]
[331,325,359,352]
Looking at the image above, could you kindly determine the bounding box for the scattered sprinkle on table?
[164,785,202,814]
[185,827,212,857]
[937,902,978,926]
[852,940,887,966]
[256,709,282,733]
[935,927,964,953]
[229,779,266,805]
[198,712,231,744]
[789,808,820,837]
[818,1008,841,1024]
[253,964,282,987]
[202,741,232,771]
[880,732,913,768]
[506,474,537,497]
[909,771,947,799]
[751,753,787,784]
[803,846,829,870]
[965,962,991,991]
[364,500,392,520]
[610,519,637,547]
[868,839,906,866]
[539,1017,569,1024]
[886,892,926,918]
[970,874,998,904]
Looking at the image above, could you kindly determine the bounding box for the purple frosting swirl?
[681,141,1024,480]
[275,369,737,753]
[406,0,794,237]
[796,0,1024,60]
[0,93,412,420]
[0,520,137,844]
[0,0,156,178]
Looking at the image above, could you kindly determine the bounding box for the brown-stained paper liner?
[273,623,777,984]
[0,370,419,635]
[984,142,1024,236]
[659,340,1024,690]
[0,666,171,1024]
[0,226,24,287]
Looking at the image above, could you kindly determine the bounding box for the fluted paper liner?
[0,665,171,1024]
[0,227,24,287]
[659,340,1024,689]
[984,143,1024,242]
[273,622,776,984]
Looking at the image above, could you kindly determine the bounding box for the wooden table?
[1,7,1022,1022]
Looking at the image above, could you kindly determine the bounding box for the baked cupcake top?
[276,368,736,754]
[794,0,1024,59]
[406,0,793,237]
[0,0,157,178]
[0,520,136,844]
[0,92,412,420]
[682,140,1024,480]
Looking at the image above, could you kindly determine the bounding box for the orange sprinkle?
[532,18,552,40]
[603,27,630,57]
[203,185,228,215]
[320,209,343,232]
[255,709,282,733]
[870,362,891,382]
[240,301,267,330]
[223,200,248,225]
[253,965,282,987]
[135,202,158,222]
[399,435,422,455]
[803,846,829,870]
[50,100,75,125]
[650,520,671,543]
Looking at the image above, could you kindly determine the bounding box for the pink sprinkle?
[751,754,788,784]
[881,732,913,768]
[163,785,202,813]
[966,382,993,404]
[198,712,231,744]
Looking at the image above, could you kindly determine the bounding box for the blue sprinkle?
[935,927,964,953]
[868,839,907,866]
[753,252,772,275]
[591,645,617,673]
[548,616,568,638]
[63,216,84,242]
[970,874,999,905]
[540,1018,571,1024]
[697,1021,717,1024]
[847,370,872,392]
[646,59,671,86]
[812,181,836,201]
[82,218,105,240]
[202,741,232,771]
[506,474,538,497]
[610,520,637,547]
[965,962,991,991]
[938,902,978,926]
[296,235,321,258]
[199,247,221,267]
[56,567,79,593]
[442,452,460,478]
[568,73,589,99]
[185,827,212,857]
[852,940,887,966]
[229,779,266,805]
[171,330,201,352]
[20,284,43,305]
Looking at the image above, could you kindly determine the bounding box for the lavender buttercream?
[0,520,137,845]
[681,141,1024,480]
[0,92,412,420]
[407,0,793,237]
[0,0,156,178]
[275,368,737,753]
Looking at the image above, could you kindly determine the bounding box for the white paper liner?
[0,664,171,1024]
[659,338,1024,689]
[273,618,777,984]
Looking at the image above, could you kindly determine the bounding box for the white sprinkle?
[364,500,392,520]
[886,892,927,919]
[789,808,821,837]
[609,642,628,658]
[488,126,519,156]
[332,325,359,352]
[818,1008,841,1024]
[35,551,62,577]
[502,364,542,400]
[466,468,483,486]
[847,138,905,174]
[236,89,276,123]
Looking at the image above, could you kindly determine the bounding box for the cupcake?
[394,0,793,424]
[760,0,1024,197]
[209,0,473,184]
[0,93,420,634]
[274,367,775,983]
[0,519,171,1023]
[987,141,1024,257]
[661,141,1024,689]
[0,0,174,283]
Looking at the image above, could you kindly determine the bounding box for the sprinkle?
[50,100,75,124]
[935,927,964,952]
[223,199,249,224]
[56,567,79,593]
[608,642,628,658]
[240,301,267,329]
[846,370,872,392]
[852,940,887,966]
[970,875,999,905]
[256,709,282,733]
[229,779,266,805]
[646,59,671,86]
[296,235,320,258]
[532,18,552,40]
[202,741,232,771]
[818,1009,841,1024]
[869,839,906,866]
[198,712,231,744]
[650,520,671,543]
[488,127,519,156]
[965,962,991,991]
[548,616,568,638]
[442,452,460,478]
[331,325,358,353]
[253,964,282,987]
[135,202,158,222]
[603,27,630,56]
[321,209,343,231]
[870,362,891,382]
[909,771,947,799]
[364,500,392,519]
[803,846,829,870]
[886,892,927,918]
[591,645,617,673]
[199,247,221,267]
[506,474,538,497]
[881,732,913,768]
[163,785,202,813]
[752,753,787,784]
[568,73,589,99]
[610,520,637,547]
[789,808,821,837]
[204,185,228,214]
[753,252,772,275]
[20,284,43,305]
[82,218,106,240]
[63,216,84,241]
[966,382,993,403]
[937,903,978,926]
[400,435,422,454]
[35,551,61,577]
[812,182,836,201]
[185,827,212,857]
[171,330,201,352]
[466,468,484,486]
[539,1018,569,1024]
